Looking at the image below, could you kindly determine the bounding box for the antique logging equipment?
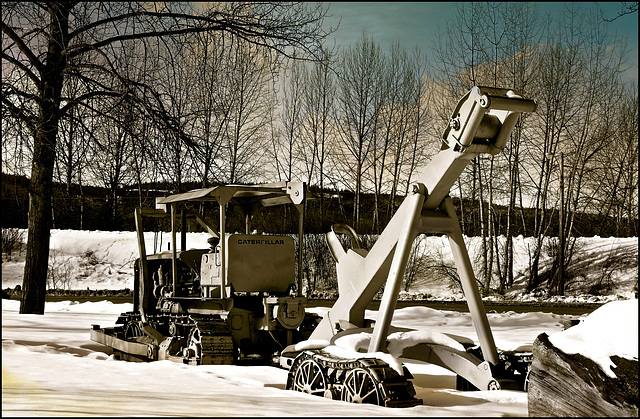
[91,86,536,407]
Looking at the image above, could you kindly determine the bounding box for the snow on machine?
[91,86,536,408]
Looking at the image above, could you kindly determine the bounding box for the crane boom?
[307,86,536,387]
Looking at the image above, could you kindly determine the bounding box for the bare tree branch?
[602,2,638,22]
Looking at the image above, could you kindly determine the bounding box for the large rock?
[528,332,638,417]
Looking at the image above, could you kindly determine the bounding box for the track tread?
[190,316,235,365]
[287,350,421,407]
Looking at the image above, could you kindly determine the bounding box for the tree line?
[430,3,638,295]
[3,171,630,239]
[2,2,637,313]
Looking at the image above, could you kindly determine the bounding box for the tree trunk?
[21,134,57,314]
[477,160,489,294]
[528,332,638,417]
[354,159,361,230]
[557,153,565,296]
[457,181,466,236]
[21,4,70,314]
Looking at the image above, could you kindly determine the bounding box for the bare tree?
[379,45,431,224]
[368,46,392,233]
[334,32,383,230]
[220,40,276,183]
[521,4,633,295]
[594,88,639,236]
[1,1,331,314]
[401,63,434,199]
[500,3,541,292]
[87,102,137,227]
[300,48,336,232]
[602,2,638,21]
[151,36,194,191]
[181,30,238,187]
[550,8,629,295]
[521,5,584,293]
[273,56,305,182]
[367,43,431,233]
[2,89,34,178]
[432,2,487,89]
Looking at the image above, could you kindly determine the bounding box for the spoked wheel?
[487,379,501,390]
[523,369,531,392]
[291,359,328,397]
[341,367,382,405]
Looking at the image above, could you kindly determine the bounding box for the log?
[528,332,638,417]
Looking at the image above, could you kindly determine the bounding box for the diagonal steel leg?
[442,197,498,365]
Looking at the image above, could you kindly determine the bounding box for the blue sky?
[321,2,638,82]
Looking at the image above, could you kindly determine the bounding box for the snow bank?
[548,299,638,377]
[293,339,331,351]
[3,230,637,303]
[48,229,212,266]
[1,298,132,315]
[387,330,466,356]
[2,229,213,290]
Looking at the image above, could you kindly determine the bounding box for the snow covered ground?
[2,230,638,416]
[2,299,637,416]
[2,230,637,301]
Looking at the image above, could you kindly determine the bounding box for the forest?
[1,171,634,239]
[2,3,637,312]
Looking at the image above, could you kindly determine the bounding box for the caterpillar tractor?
[90,182,315,365]
[280,86,537,406]
[91,86,536,408]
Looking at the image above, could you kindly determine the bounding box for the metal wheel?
[487,379,501,390]
[291,359,328,397]
[168,322,180,336]
[341,367,382,405]
[124,321,143,339]
[523,369,531,392]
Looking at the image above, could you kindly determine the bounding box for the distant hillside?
[2,172,637,237]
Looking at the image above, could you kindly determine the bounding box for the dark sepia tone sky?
[320,2,638,82]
